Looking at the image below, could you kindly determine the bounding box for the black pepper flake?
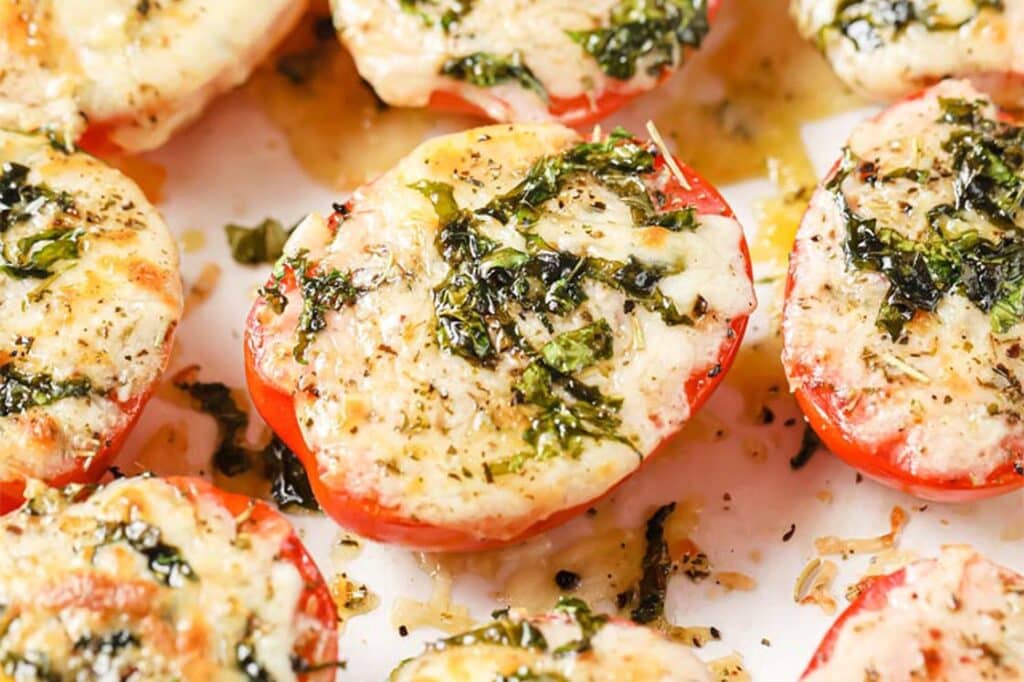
[554,569,581,591]
[782,524,796,542]
[856,472,864,483]
[398,625,409,637]
[707,364,722,378]
[758,406,775,425]
[623,300,637,314]
[709,626,721,640]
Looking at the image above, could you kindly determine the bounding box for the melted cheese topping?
[331,0,690,121]
[0,478,312,681]
[782,80,1024,484]
[391,610,713,682]
[0,130,182,486]
[791,0,1024,103]
[0,0,304,151]
[804,546,1024,680]
[251,123,754,542]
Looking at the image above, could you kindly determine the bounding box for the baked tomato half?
[0,0,304,152]
[802,546,1024,680]
[391,598,715,681]
[331,0,720,127]
[791,0,1022,105]
[782,79,1024,501]
[245,123,754,551]
[0,130,182,515]
[0,476,339,680]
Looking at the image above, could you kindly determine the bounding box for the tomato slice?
[781,82,1024,502]
[801,568,909,677]
[165,477,339,680]
[244,141,753,552]
[426,0,722,128]
[0,391,154,515]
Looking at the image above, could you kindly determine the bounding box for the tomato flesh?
[166,477,339,680]
[801,568,909,678]
[0,391,153,515]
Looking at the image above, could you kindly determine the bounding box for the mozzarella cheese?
[790,0,1024,103]
[0,477,317,681]
[783,79,1024,486]
[0,0,305,151]
[804,546,1024,680]
[0,130,182,488]
[330,0,705,122]
[391,608,714,682]
[251,123,755,542]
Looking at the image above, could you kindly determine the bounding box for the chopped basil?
[440,51,547,101]
[400,0,474,31]
[824,0,1003,51]
[0,161,81,280]
[2,228,83,279]
[569,0,710,80]
[630,503,675,624]
[0,363,91,417]
[832,96,1024,339]
[97,520,196,587]
[551,597,608,657]
[431,616,548,651]
[174,378,252,477]
[225,218,290,265]
[259,251,364,363]
[540,320,614,373]
[262,436,319,512]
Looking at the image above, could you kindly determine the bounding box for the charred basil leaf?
[540,320,614,373]
[174,378,253,477]
[262,436,319,512]
[495,670,569,682]
[225,218,291,265]
[630,502,675,624]
[0,363,91,417]
[441,51,547,101]
[237,641,271,682]
[790,424,822,470]
[0,162,81,280]
[570,0,710,80]
[1,228,83,279]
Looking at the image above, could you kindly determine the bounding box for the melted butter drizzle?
[246,5,480,190]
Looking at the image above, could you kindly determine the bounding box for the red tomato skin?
[0,391,153,515]
[426,0,722,127]
[800,569,909,678]
[244,151,753,552]
[782,124,1024,502]
[165,477,339,681]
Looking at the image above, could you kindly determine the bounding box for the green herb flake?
[540,320,614,373]
[98,520,197,587]
[259,251,364,363]
[225,218,290,265]
[630,502,675,624]
[440,51,547,101]
[570,0,709,80]
[0,363,92,417]
[552,596,609,657]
